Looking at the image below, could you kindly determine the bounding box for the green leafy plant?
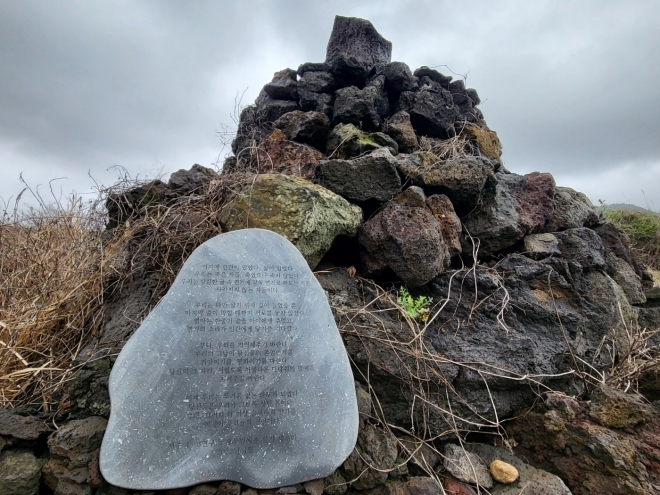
[603,207,660,270]
[397,287,432,323]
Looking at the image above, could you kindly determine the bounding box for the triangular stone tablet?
[100,229,358,490]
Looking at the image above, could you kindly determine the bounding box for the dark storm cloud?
[1,0,659,208]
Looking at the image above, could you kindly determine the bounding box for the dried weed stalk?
[418,134,479,162]
[584,302,660,394]
[0,192,106,411]
[1,171,254,411]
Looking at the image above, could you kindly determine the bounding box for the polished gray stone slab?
[100,229,358,490]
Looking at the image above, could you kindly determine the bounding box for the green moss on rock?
[218,174,362,268]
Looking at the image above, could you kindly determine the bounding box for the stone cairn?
[3,15,660,495]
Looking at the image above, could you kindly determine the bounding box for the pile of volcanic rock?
[218,12,660,450]
[219,16,654,299]
[220,15,503,284]
[7,15,660,495]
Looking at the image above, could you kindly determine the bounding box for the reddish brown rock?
[443,476,477,495]
[426,194,462,260]
[462,172,555,257]
[507,391,660,494]
[359,187,456,288]
[251,132,324,180]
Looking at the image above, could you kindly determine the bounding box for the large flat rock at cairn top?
[100,229,359,490]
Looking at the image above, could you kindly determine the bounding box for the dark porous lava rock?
[325,16,392,88]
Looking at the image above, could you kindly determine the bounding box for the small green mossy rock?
[462,123,502,160]
[326,123,398,159]
[218,174,362,269]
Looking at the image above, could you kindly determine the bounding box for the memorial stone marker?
[100,229,359,490]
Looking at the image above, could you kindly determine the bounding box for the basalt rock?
[168,164,219,196]
[105,179,169,229]
[507,392,660,494]
[462,172,555,258]
[358,187,460,287]
[460,124,502,161]
[543,186,601,232]
[298,70,336,95]
[464,444,571,495]
[398,78,461,138]
[314,148,402,204]
[384,111,419,153]
[42,417,108,495]
[298,89,334,118]
[255,90,301,123]
[231,105,270,159]
[394,154,497,215]
[554,227,606,270]
[443,444,493,488]
[325,16,392,88]
[340,425,397,490]
[325,123,398,159]
[0,410,50,446]
[218,174,362,269]
[381,62,418,101]
[333,76,389,131]
[248,130,324,179]
[15,15,660,495]
[448,80,480,123]
[263,69,299,101]
[0,449,44,495]
[297,70,337,117]
[413,66,452,87]
[522,233,561,260]
[274,110,331,152]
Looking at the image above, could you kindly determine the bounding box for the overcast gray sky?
[1,0,659,211]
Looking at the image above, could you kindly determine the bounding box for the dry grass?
[418,134,479,162]
[0,171,254,411]
[604,208,660,270]
[0,195,106,411]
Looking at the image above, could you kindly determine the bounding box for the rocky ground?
[2,15,660,495]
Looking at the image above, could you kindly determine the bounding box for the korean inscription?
[99,229,359,490]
